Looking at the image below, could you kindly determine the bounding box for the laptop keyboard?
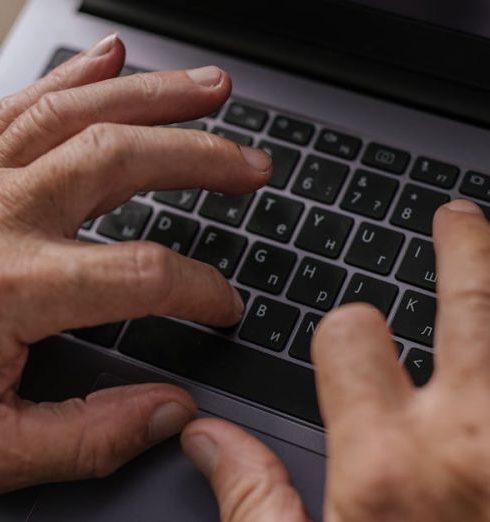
[45,49,490,426]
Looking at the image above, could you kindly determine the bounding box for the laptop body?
[0,1,490,520]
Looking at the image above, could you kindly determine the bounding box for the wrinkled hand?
[0,34,271,492]
[182,199,490,521]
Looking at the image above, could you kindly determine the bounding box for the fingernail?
[86,33,118,58]
[232,287,245,318]
[149,402,194,443]
[182,433,219,478]
[444,199,483,215]
[186,66,223,87]
[240,146,272,173]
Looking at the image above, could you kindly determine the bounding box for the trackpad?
[28,378,325,521]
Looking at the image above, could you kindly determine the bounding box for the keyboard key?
[460,171,490,202]
[410,157,459,189]
[212,126,253,146]
[192,226,247,278]
[97,201,152,241]
[153,189,201,211]
[315,129,362,160]
[345,223,404,275]
[340,273,398,316]
[81,220,94,230]
[170,120,207,131]
[404,348,433,387]
[120,316,321,425]
[259,140,300,189]
[224,102,268,131]
[396,239,437,292]
[392,290,436,347]
[289,313,322,363]
[268,115,314,146]
[146,211,199,255]
[391,184,450,235]
[199,192,254,227]
[295,207,353,259]
[292,155,348,204]
[71,322,125,348]
[246,192,304,243]
[287,257,346,311]
[362,143,410,174]
[238,242,297,294]
[340,169,399,220]
[239,296,299,351]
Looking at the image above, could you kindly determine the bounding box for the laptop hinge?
[80,0,490,129]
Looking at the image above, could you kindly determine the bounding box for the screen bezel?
[81,0,490,126]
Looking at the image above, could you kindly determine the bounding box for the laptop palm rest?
[26,376,325,522]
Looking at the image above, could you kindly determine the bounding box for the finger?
[181,419,308,522]
[9,240,244,346]
[0,383,196,492]
[432,199,490,383]
[312,304,412,428]
[0,34,124,139]
[23,124,272,234]
[0,65,231,167]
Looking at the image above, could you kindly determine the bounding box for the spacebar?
[119,317,322,426]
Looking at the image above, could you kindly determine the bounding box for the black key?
[212,126,253,146]
[392,290,436,347]
[410,157,459,189]
[396,239,437,292]
[295,207,353,259]
[192,227,247,278]
[120,317,321,425]
[481,204,490,220]
[239,296,299,351]
[340,273,398,316]
[238,242,297,294]
[171,120,207,131]
[315,128,362,160]
[292,155,348,204]
[391,184,450,235]
[247,193,304,243]
[212,287,251,335]
[395,342,404,357]
[153,189,201,211]
[146,211,199,255]
[362,143,410,174]
[224,102,268,131]
[340,169,399,220]
[289,313,322,363]
[71,322,125,348]
[268,115,314,146]
[199,192,254,227]
[460,171,490,202]
[345,223,404,275]
[259,140,300,189]
[404,348,433,387]
[97,201,152,241]
[287,257,346,311]
[81,220,94,230]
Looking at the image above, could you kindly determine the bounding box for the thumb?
[1,383,195,492]
[181,419,309,522]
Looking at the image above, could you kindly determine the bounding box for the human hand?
[0,34,271,492]
[182,200,490,521]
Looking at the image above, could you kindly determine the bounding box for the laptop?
[1,0,490,520]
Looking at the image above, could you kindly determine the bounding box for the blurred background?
[1,1,26,46]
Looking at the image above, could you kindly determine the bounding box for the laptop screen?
[352,0,490,39]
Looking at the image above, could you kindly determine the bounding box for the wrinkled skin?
[1,35,490,522]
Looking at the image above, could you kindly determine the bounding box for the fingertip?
[442,199,484,215]
[240,145,273,174]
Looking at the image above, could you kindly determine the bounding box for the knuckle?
[129,241,175,311]
[78,123,127,164]
[133,73,163,105]
[29,91,66,133]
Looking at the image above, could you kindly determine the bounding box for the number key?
[391,184,449,236]
[340,169,398,219]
